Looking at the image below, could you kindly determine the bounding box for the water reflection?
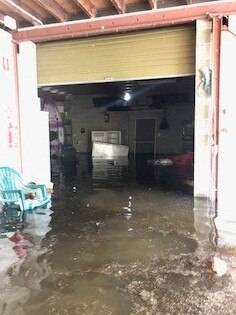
[1,154,236,314]
[0,208,53,315]
[92,158,126,187]
[91,154,193,193]
[194,197,236,288]
[194,197,218,257]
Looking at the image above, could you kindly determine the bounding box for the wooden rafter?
[0,11,4,24]
[110,0,126,14]
[0,0,43,25]
[148,0,157,9]
[73,0,97,18]
[13,0,236,43]
[33,0,69,22]
[8,0,44,22]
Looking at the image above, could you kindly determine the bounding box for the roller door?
[37,25,195,86]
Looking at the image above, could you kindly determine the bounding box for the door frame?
[134,117,157,155]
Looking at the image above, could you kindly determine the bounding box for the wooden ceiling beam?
[8,0,44,22]
[148,0,157,9]
[73,0,97,18]
[33,0,69,22]
[0,11,4,24]
[13,0,236,43]
[110,0,126,14]
[0,0,43,25]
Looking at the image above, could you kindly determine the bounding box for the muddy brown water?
[1,155,236,315]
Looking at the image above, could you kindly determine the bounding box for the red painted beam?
[13,0,236,43]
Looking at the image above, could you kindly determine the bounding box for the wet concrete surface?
[1,155,236,315]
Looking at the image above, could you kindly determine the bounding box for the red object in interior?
[172,152,193,167]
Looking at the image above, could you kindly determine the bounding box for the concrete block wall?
[194,19,213,198]
[71,95,194,154]
[0,29,21,170]
[71,95,128,153]
[18,42,51,185]
[0,29,51,186]
[215,16,236,247]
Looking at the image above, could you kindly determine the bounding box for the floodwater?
[1,155,236,315]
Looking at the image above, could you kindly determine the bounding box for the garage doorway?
[135,118,156,155]
[37,23,195,186]
[40,76,195,192]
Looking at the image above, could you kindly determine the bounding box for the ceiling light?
[58,91,66,95]
[50,88,59,93]
[42,86,52,91]
[124,92,131,101]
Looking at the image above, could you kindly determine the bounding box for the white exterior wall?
[0,30,21,170]
[18,42,51,185]
[71,95,194,154]
[216,16,236,246]
[194,19,212,198]
[0,29,50,186]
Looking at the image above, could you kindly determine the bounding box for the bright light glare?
[4,16,16,30]
[50,89,59,93]
[124,92,131,101]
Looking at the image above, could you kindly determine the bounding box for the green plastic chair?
[0,166,51,212]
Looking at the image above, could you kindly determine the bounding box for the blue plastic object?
[0,166,51,212]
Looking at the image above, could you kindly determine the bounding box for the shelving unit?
[182,122,194,152]
[62,101,73,148]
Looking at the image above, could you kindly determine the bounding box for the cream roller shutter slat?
[37,25,195,85]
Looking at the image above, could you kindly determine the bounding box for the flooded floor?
[1,155,236,315]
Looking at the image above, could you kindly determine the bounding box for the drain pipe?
[12,40,23,172]
[210,15,222,206]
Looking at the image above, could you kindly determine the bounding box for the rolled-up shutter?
[37,25,195,86]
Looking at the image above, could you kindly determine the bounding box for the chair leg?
[17,208,24,220]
